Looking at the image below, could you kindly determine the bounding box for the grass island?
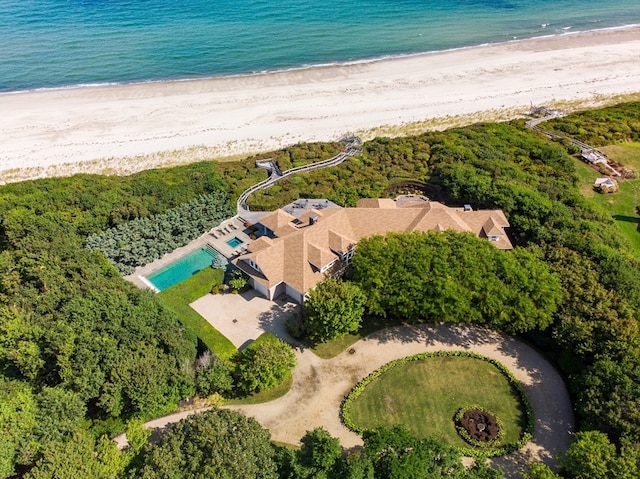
[341,351,532,455]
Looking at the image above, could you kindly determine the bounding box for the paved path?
[114,324,573,477]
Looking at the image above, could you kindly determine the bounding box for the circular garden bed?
[341,351,533,457]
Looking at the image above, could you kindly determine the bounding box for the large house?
[233,196,511,303]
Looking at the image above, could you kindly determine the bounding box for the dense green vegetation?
[0,166,229,477]
[1,102,639,478]
[156,267,235,359]
[350,231,561,333]
[343,355,526,448]
[131,409,278,479]
[234,333,296,396]
[542,102,640,146]
[302,278,366,343]
[86,191,233,274]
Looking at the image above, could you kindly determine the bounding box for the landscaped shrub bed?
[455,405,504,448]
[341,350,534,457]
[86,191,233,274]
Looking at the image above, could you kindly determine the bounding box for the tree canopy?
[303,278,366,343]
[132,409,278,479]
[234,334,297,395]
[350,231,561,333]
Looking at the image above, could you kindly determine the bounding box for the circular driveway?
[230,323,573,477]
[115,323,573,478]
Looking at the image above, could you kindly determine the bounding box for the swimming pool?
[147,247,220,291]
[226,237,243,248]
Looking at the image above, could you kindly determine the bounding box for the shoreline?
[2,23,638,96]
[1,26,639,184]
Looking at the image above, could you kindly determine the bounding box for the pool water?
[226,237,243,248]
[147,248,219,291]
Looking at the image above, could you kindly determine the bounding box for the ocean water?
[0,0,638,92]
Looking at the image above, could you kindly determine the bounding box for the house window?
[341,247,355,264]
[488,235,500,242]
[246,258,261,272]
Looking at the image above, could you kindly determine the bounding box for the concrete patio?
[190,290,300,349]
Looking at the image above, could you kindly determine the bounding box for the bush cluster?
[340,350,534,458]
[85,191,233,274]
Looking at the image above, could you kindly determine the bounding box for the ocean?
[0,0,638,93]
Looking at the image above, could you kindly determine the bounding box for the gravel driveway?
[115,323,573,477]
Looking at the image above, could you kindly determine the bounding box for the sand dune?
[1,27,639,183]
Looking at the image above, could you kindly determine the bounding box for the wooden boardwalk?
[525,113,618,176]
[236,135,362,213]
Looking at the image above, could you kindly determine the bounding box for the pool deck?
[125,215,259,290]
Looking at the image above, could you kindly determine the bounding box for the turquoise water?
[147,247,219,291]
[0,0,638,92]
[226,237,243,248]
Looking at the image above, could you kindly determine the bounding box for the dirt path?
[115,324,573,477]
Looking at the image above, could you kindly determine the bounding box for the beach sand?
[1,27,639,183]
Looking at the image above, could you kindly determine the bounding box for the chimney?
[309,214,319,225]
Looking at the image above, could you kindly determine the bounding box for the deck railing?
[237,136,362,212]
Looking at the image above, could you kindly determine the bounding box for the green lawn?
[573,143,640,259]
[310,316,406,359]
[224,374,293,406]
[158,267,237,360]
[346,356,526,448]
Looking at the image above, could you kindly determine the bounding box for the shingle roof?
[234,197,512,296]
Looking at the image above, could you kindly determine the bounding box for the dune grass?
[158,267,237,360]
[346,356,526,448]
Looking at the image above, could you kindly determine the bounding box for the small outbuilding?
[593,177,619,194]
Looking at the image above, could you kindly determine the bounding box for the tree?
[303,278,366,343]
[234,334,296,395]
[34,387,86,447]
[194,351,233,396]
[229,269,248,292]
[363,426,467,479]
[521,463,561,479]
[133,409,278,479]
[24,429,125,479]
[297,428,342,477]
[333,453,375,479]
[274,429,373,479]
[560,430,639,479]
[0,379,37,478]
[350,231,560,333]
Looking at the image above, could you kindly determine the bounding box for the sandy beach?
[1,27,639,183]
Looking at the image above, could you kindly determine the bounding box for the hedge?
[340,350,534,458]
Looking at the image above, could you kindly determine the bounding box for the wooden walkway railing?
[525,115,620,174]
[236,135,362,213]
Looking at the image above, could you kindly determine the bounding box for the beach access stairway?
[526,115,618,176]
[237,135,362,213]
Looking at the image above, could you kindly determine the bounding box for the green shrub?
[86,191,233,274]
[234,334,296,396]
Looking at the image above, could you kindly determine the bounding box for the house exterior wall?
[271,282,287,300]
